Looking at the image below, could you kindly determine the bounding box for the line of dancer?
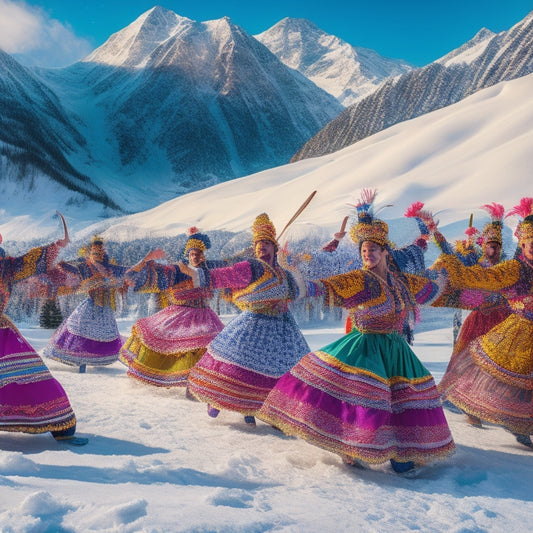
[1,191,531,472]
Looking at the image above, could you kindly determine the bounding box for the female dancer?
[184,214,310,427]
[435,197,533,448]
[258,190,455,475]
[120,229,225,387]
[1,222,78,441]
[43,235,128,372]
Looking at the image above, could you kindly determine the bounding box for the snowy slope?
[34,72,530,250]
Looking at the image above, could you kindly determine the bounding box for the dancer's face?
[255,239,276,266]
[484,241,502,265]
[188,249,205,267]
[361,241,387,270]
[89,243,105,262]
[521,238,533,261]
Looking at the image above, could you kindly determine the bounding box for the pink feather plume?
[404,201,425,218]
[507,197,533,219]
[480,202,505,221]
[359,188,377,206]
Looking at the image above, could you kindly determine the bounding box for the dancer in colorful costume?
[436,204,512,427]
[43,235,128,372]
[408,204,487,346]
[323,202,435,337]
[258,189,455,475]
[0,225,77,440]
[434,197,533,449]
[119,229,225,387]
[185,213,310,426]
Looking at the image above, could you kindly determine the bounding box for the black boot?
[515,434,533,449]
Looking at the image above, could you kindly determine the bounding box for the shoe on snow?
[515,434,533,449]
[207,404,220,418]
[465,414,483,428]
[390,459,418,476]
[244,415,256,426]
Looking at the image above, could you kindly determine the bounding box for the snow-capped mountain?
[1,6,343,221]
[292,12,533,162]
[255,17,413,107]
[5,70,530,252]
[0,49,120,215]
[436,27,495,67]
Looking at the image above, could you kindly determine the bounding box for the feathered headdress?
[404,201,440,235]
[454,226,481,264]
[479,202,505,245]
[404,201,439,243]
[349,188,389,246]
[507,197,533,244]
[184,226,211,257]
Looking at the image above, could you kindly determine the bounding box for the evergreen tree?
[39,299,63,329]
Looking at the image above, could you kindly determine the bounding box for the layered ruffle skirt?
[1,317,76,434]
[43,298,122,367]
[452,307,511,355]
[119,305,225,386]
[187,310,310,415]
[439,314,533,435]
[259,329,455,465]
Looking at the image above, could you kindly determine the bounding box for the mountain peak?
[436,27,496,67]
[256,18,412,106]
[83,7,193,67]
[272,17,321,32]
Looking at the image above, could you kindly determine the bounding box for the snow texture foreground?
[1,320,532,532]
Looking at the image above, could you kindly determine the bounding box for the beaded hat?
[79,234,104,257]
[184,227,211,257]
[507,198,533,244]
[349,188,388,246]
[252,213,278,246]
[479,202,505,245]
[91,235,104,246]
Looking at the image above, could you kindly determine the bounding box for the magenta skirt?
[1,317,76,434]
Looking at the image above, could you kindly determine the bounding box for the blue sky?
[0,0,532,67]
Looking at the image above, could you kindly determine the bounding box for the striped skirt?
[187,310,310,415]
[259,329,455,465]
[1,317,76,434]
[120,305,224,387]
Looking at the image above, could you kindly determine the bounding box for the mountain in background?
[1,6,343,219]
[0,50,120,213]
[255,17,413,107]
[292,12,533,162]
[6,70,528,254]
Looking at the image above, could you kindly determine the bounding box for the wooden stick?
[56,210,69,245]
[278,190,317,240]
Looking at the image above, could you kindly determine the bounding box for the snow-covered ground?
[1,317,532,532]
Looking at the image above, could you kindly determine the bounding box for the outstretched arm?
[126,248,166,274]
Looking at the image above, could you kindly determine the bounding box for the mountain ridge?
[292,12,533,162]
